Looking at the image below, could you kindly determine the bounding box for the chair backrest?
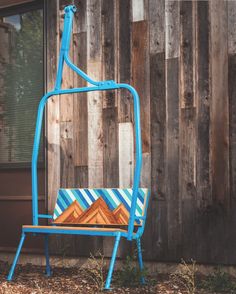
[53,188,149,226]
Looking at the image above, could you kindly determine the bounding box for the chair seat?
[22,225,129,237]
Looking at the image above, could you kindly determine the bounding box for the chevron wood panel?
[53,188,148,226]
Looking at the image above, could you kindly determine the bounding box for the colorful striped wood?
[53,188,148,226]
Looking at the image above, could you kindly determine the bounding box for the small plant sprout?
[170,258,197,294]
[82,251,107,292]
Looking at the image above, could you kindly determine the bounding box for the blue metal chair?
[7,5,150,290]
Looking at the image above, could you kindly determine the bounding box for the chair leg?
[7,232,26,281]
[136,238,145,284]
[44,234,51,276]
[104,233,121,290]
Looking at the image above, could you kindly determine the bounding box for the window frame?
[0,0,45,169]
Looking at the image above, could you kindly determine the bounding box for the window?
[0,2,44,165]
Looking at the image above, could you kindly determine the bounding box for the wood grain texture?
[103,108,119,188]
[149,52,166,260]
[228,1,236,55]
[43,0,236,264]
[87,0,103,188]
[166,57,181,260]
[132,0,144,22]
[165,0,180,59]
[102,0,115,109]
[196,1,211,208]
[119,122,134,188]
[59,0,74,189]
[149,0,165,54]
[210,0,229,205]
[131,21,150,153]
[118,0,132,123]
[179,0,197,259]
[73,32,88,167]
[46,0,60,213]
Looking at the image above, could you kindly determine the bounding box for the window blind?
[0,8,44,164]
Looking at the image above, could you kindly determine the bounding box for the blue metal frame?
[7,5,150,289]
[32,5,143,240]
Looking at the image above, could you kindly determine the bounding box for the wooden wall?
[46,0,236,264]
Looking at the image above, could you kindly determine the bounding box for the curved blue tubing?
[32,5,143,241]
[8,5,146,289]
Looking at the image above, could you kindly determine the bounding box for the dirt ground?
[0,261,186,294]
[0,261,232,294]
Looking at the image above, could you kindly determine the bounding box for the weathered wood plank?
[149,0,165,54]
[119,122,134,188]
[73,32,88,167]
[75,166,88,188]
[59,0,74,189]
[149,53,167,260]
[118,0,132,123]
[132,0,144,22]
[210,0,229,205]
[87,0,102,60]
[46,0,60,213]
[196,1,211,208]
[165,0,180,59]
[165,0,181,260]
[60,137,74,187]
[74,0,87,33]
[228,1,236,55]
[229,60,236,202]
[131,21,150,153]
[102,0,115,108]
[179,0,197,259]
[103,108,119,188]
[87,0,103,188]
[180,1,194,109]
[166,58,181,260]
[228,1,236,203]
[86,0,103,253]
[194,0,211,262]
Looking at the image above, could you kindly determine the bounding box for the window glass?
[0,8,43,164]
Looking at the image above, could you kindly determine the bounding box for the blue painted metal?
[8,4,151,287]
[38,214,53,219]
[31,4,144,241]
[22,226,129,238]
[44,235,51,277]
[136,238,145,284]
[104,232,121,290]
[7,233,26,281]
[135,190,151,239]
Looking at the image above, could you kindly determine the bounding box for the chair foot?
[104,232,121,290]
[7,232,26,281]
[44,234,51,277]
[136,238,145,285]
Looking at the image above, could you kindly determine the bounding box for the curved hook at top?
[64,5,77,13]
